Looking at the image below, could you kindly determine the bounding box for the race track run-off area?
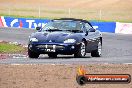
[0,27,132,64]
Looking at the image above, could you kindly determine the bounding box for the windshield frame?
[41,20,84,32]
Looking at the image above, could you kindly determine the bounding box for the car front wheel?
[91,40,102,57]
[74,42,86,58]
[28,49,39,58]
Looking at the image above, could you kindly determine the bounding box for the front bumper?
[28,42,81,55]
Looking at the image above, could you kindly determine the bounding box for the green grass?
[1,9,132,23]
[0,43,26,54]
[1,13,132,23]
[0,13,56,19]
[0,14,131,23]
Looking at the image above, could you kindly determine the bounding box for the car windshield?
[42,20,83,32]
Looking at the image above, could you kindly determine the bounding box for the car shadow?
[36,55,91,59]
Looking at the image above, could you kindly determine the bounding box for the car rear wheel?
[28,49,39,58]
[91,40,102,57]
[48,53,57,58]
[74,42,86,58]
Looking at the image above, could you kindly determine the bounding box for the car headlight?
[64,39,76,43]
[30,38,38,42]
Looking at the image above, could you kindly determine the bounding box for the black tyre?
[91,40,102,57]
[28,49,39,58]
[74,42,86,58]
[48,53,57,58]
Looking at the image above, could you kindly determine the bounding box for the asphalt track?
[0,27,132,64]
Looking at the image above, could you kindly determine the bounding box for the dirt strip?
[0,64,132,88]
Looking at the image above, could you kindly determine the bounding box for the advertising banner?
[1,16,132,34]
[115,22,132,34]
[91,21,116,33]
[0,17,3,27]
[0,16,50,29]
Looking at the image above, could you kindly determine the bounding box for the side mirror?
[89,28,95,32]
[85,31,88,36]
[36,27,41,30]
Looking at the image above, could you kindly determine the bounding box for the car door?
[84,23,97,52]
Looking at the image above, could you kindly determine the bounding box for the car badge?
[49,40,52,42]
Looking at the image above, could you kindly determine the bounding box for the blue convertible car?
[28,18,102,58]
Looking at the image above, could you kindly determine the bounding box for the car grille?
[36,45,64,49]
